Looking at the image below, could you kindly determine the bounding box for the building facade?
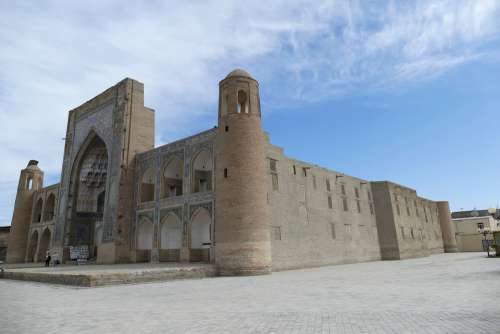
[452,209,500,252]
[6,69,458,274]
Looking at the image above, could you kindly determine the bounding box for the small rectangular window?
[342,197,348,211]
[359,224,365,235]
[341,184,346,196]
[224,168,228,178]
[293,165,296,175]
[328,196,333,209]
[356,200,361,213]
[302,167,307,177]
[367,190,372,202]
[272,226,281,240]
[354,187,359,198]
[312,175,317,189]
[330,223,336,239]
[269,159,277,172]
[326,178,331,192]
[271,174,279,191]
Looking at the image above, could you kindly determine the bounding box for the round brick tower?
[215,69,272,275]
[436,201,458,253]
[6,160,44,263]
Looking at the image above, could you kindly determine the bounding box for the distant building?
[6,70,458,274]
[0,226,10,261]
[452,209,500,252]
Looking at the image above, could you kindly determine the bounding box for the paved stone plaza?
[1,252,499,334]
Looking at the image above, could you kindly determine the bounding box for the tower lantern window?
[237,90,248,113]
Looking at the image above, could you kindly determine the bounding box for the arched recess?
[237,90,249,113]
[140,167,156,202]
[27,230,39,262]
[67,132,109,261]
[136,217,154,262]
[33,198,43,223]
[190,207,211,262]
[161,158,183,198]
[43,193,56,221]
[26,177,33,190]
[191,150,212,193]
[37,228,51,262]
[159,213,182,262]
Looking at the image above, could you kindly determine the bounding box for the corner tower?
[436,201,458,253]
[6,160,44,263]
[215,69,272,275]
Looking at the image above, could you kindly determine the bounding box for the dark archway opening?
[69,135,108,261]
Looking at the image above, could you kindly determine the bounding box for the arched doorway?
[27,230,39,262]
[136,217,154,262]
[191,150,212,193]
[69,134,108,260]
[159,213,182,261]
[161,158,183,198]
[190,208,211,262]
[37,228,51,262]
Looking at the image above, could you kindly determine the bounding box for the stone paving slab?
[1,252,499,333]
[0,263,217,287]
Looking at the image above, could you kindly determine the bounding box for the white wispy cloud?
[0,0,499,225]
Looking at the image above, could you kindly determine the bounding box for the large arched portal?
[70,135,108,260]
[190,208,211,262]
[37,228,51,262]
[27,230,39,262]
[159,213,182,262]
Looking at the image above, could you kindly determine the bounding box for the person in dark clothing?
[45,251,51,267]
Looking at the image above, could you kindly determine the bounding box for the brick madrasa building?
[6,69,458,275]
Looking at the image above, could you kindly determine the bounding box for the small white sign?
[69,245,89,260]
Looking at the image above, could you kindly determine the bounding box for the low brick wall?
[1,264,217,287]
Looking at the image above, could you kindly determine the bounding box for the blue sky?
[1,0,500,226]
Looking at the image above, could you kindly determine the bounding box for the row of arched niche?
[32,193,56,223]
[139,150,213,203]
[136,207,211,262]
[26,227,52,262]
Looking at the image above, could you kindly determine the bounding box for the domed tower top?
[25,160,41,171]
[225,69,254,79]
[219,68,260,119]
[19,160,43,192]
